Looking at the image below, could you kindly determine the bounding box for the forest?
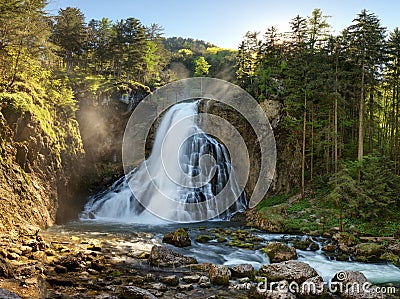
[1,1,399,236]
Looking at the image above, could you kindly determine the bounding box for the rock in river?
[262,242,297,263]
[258,260,318,284]
[163,228,191,247]
[148,245,197,267]
[209,264,231,285]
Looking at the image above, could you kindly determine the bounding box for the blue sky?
[46,0,400,49]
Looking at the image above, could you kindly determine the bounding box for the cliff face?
[204,99,301,198]
[0,96,84,233]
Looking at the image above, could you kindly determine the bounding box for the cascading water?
[81,100,248,223]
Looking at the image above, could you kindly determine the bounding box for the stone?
[294,238,312,250]
[160,275,179,286]
[262,242,297,262]
[87,244,102,252]
[7,252,19,260]
[229,263,255,279]
[55,254,83,272]
[258,261,318,284]
[322,244,336,252]
[195,235,214,243]
[0,288,22,299]
[54,265,67,274]
[355,243,382,261]
[331,270,381,299]
[148,245,197,267]
[182,274,201,283]
[309,242,320,251]
[163,228,191,247]
[149,283,167,292]
[120,286,157,299]
[0,256,13,278]
[209,264,231,285]
[177,284,194,291]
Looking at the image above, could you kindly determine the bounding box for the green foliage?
[257,194,291,211]
[193,56,211,77]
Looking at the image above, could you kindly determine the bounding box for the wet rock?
[195,235,214,243]
[0,288,22,299]
[251,287,297,299]
[120,285,157,299]
[87,244,102,252]
[199,276,211,288]
[149,282,167,292]
[309,242,320,251]
[46,277,75,287]
[55,254,83,272]
[177,284,194,291]
[294,238,312,250]
[262,242,297,262]
[182,274,201,283]
[209,264,231,285]
[148,245,197,267]
[322,244,336,253]
[160,275,179,286]
[229,263,255,279]
[258,261,318,284]
[163,228,191,247]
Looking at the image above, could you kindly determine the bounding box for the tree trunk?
[301,92,307,200]
[357,59,365,183]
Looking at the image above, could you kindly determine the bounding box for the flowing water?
[47,221,400,286]
[81,100,247,223]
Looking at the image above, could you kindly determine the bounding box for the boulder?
[195,235,214,243]
[331,270,382,299]
[160,275,179,286]
[148,245,197,267]
[322,244,336,253]
[209,264,231,285]
[354,243,381,261]
[120,286,157,299]
[258,261,318,284]
[163,228,191,247]
[262,242,297,262]
[229,263,255,279]
[0,288,22,299]
[182,274,201,283]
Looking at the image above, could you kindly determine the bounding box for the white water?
[81,101,247,223]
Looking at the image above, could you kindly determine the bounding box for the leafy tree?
[193,56,210,77]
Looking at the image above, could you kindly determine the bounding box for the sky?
[46,0,400,49]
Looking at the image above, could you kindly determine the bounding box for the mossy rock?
[195,235,214,243]
[262,242,297,263]
[309,242,319,251]
[379,251,399,263]
[228,240,254,249]
[355,243,382,258]
[293,238,312,250]
[163,228,191,247]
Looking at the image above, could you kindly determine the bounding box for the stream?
[45,220,400,287]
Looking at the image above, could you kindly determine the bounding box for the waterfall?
[81,101,248,223]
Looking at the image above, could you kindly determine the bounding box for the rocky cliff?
[0,92,84,233]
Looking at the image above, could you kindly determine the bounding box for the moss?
[195,235,214,243]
